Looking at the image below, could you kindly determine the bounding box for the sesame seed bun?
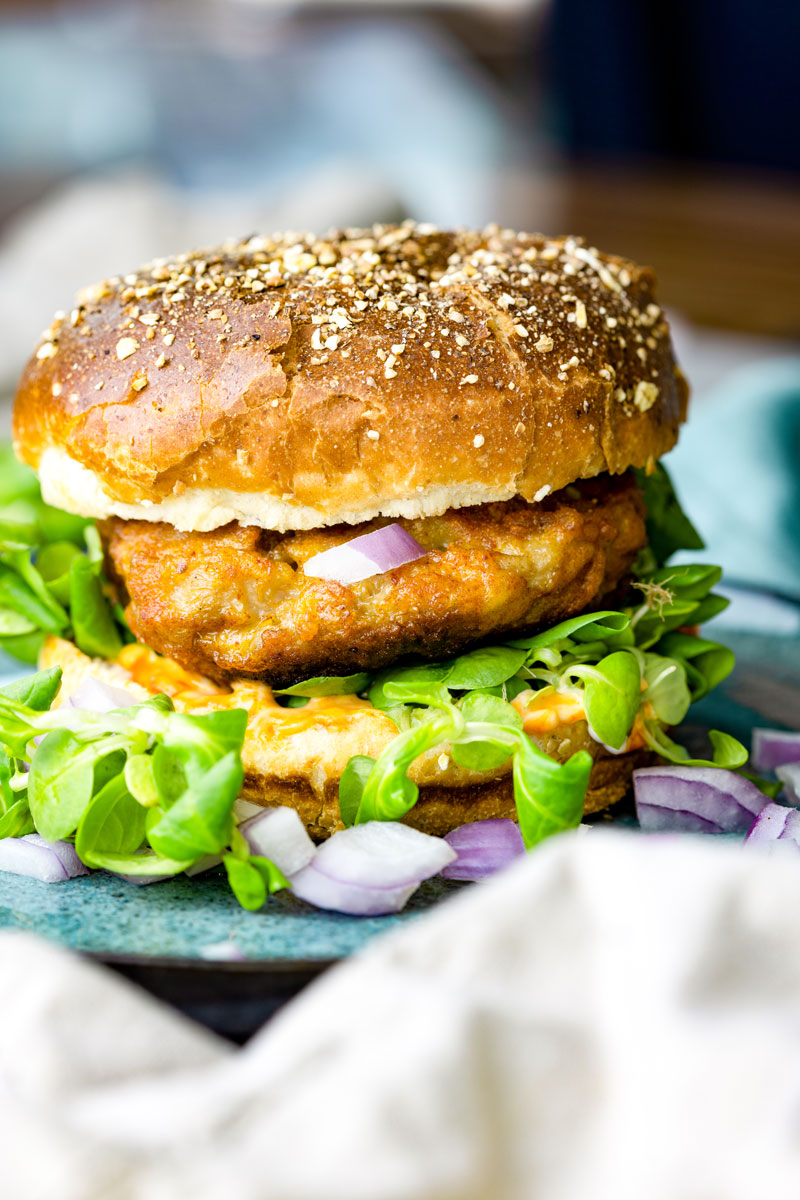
[14,223,687,533]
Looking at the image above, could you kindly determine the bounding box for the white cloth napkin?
[2,828,800,1199]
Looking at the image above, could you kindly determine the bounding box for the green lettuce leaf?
[642,654,692,725]
[147,752,243,860]
[75,774,147,863]
[509,610,632,653]
[656,631,735,702]
[513,738,592,848]
[274,673,370,697]
[442,646,528,691]
[339,755,376,827]
[564,651,641,751]
[633,462,705,567]
[0,674,267,908]
[0,442,127,666]
[641,723,747,769]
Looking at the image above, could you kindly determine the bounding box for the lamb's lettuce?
[562,651,642,751]
[274,672,370,697]
[633,462,704,567]
[640,724,747,770]
[641,654,691,725]
[0,667,286,909]
[656,631,735,702]
[348,677,592,848]
[0,446,127,664]
[336,556,744,830]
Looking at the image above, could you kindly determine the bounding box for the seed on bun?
[14,224,686,533]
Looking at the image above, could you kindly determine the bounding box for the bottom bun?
[241,733,651,839]
[41,636,649,839]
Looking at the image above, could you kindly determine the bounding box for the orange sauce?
[246,690,385,738]
[116,644,391,738]
[512,685,652,752]
[623,703,654,752]
[118,644,225,701]
[512,688,586,735]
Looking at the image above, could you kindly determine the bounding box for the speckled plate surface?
[0,584,797,1039]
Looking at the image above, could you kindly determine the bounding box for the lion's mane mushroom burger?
[12,222,734,846]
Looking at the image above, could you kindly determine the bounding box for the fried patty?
[103,473,646,687]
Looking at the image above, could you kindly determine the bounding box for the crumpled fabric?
[2,829,800,1199]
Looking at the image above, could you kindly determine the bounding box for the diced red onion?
[312,821,455,887]
[776,763,800,806]
[634,765,768,834]
[745,803,800,851]
[240,806,316,877]
[33,835,89,877]
[289,866,419,916]
[0,833,89,882]
[289,821,456,916]
[234,799,265,822]
[751,729,800,773]
[303,524,426,585]
[186,805,317,878]
[67,676,136,713]
[442,818,525,880]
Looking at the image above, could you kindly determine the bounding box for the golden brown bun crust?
[14,224,687,532]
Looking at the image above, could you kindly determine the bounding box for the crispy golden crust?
[103,474,646,687]
[14,225,687,533]
[40,635,648,838]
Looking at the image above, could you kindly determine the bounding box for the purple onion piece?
[0,834,89,883]
[745,803,800,850]
[24,834,89,878]
[287,821,455,916]
[751,729,800,773]
[776,763,800,805]
[309,821,455,889]
[289,862,419,916]
[442,818,525,881]
[240,807,316,877]
[233,799,265,822]
[634,766,768,834]
[67,676,136,713]
[302,524,426,584]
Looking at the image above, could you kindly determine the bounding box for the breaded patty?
[104,473,646,687]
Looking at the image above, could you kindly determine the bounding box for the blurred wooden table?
[503,162,800,337]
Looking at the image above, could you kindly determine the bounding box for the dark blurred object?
[556,165,800,336]
[504,162,800,336]
[546,0,800,173]
[105,953,332,1044]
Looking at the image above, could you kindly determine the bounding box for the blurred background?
[0,0,798,604]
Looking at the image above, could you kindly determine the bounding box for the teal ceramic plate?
[0,584,797,1038]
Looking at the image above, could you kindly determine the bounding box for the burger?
[9,223,737,860]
